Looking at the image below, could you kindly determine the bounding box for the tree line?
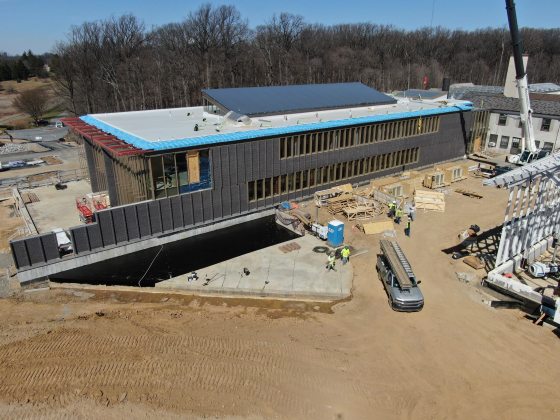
[0,50,49,82]
[50,3,560,115]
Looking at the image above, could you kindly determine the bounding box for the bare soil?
[0,78,56,127]
[1,175,559,419]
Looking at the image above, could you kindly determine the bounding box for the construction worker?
[341,246,350,265]
[405,217,412,237]
[326,253,336,271]
[408,204,416,222]
[395,207,403,224]
[388,200,396,218]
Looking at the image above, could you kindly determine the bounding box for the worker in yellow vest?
[388,200,397,218]
[395,207,403,224]
[341,246,351,265]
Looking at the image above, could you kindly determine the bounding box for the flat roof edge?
[81,103,472,152]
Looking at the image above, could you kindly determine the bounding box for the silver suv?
[376,240,424,312]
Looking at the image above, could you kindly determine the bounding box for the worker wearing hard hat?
[395,207,403,224]
[326,253,336,271]
[405,216,412,237]
[341,246,351,265]
[388,200,397,218]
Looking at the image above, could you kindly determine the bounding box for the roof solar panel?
[202,82,396,117]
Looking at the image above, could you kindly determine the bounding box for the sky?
[0,0,558,55]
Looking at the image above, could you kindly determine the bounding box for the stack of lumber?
[414,189,445,212]
[343,203,376,220]
[326,192,356,214]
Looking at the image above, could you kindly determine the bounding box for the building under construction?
[11,82,473,276]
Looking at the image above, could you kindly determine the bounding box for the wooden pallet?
[21,192,40,204]
[414,189,445,212]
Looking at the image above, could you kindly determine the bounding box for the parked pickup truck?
[376,240,424,311]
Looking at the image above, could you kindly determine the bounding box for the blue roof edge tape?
[80,103,473,152]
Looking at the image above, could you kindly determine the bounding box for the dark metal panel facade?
[98,211,116,247]
[148,201,163,234]
[170,196,184,230]
[137,203,151,238]
[160,199,173,232]
[124,206,140,240]
[112,208,128,243]
[72,226,91,254]
[12,110,472,270]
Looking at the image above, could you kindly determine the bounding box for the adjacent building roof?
[450,83,560,100]
[78,98,472,152]
[201,82,396,117]
[393,89,447,100]
[529,83,560,94]
[461,92,560,117]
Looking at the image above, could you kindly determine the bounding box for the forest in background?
[7,4,559,115]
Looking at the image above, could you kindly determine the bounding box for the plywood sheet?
[187,151,200,183]
[362,220,394,235]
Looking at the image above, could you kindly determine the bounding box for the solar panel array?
[202,82,397,117]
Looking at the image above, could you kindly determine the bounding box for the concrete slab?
[156,235,354,301]
[24,180,92,233]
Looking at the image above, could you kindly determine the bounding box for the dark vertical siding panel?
[148,201,163,234]
[239,184,249,213]
[266,139,274,178]
[221,187,232,217]
[160,199,173,232]
[220,147,230,187]
[230,185,240,215]
[124,206,140,240]
[86,223,103,250]
[236,143,245,183]
[192,193,204,224]
[258,141,267,179]
[251,142,260,179]
[41,234,60,261]
[137,203,151,238]
[245,143,253,180]
[170,196,184,229]
[26,237,45,266]
[71,226,91,254]
[211,148,222,189]
[181,194,194,226]
[98,211,116,246]
[11,241,30,269]
[112,208,128,243]
[273,138,281,175]
[212,189,223,219]
[229,144,238,185]
[202,190,213,221]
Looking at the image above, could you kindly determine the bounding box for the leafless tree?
[13,88,50,124]
[49,4,560,116]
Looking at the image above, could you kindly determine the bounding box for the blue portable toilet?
[327,220,344,247]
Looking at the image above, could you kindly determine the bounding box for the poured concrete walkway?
[156,235,353,301]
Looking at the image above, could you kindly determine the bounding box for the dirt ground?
[1,173,560,419]
[0,78,55,127]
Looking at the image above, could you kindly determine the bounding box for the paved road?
[6,127,69,142]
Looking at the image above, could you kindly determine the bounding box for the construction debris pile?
[0,143,28,154]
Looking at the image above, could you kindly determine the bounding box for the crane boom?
[505,0,537,155]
